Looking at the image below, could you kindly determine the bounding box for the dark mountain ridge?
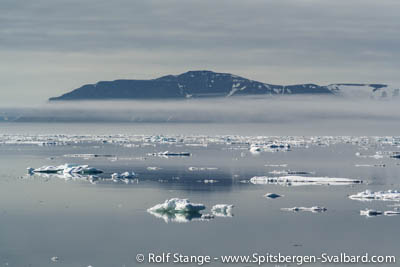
[49,70,394,101]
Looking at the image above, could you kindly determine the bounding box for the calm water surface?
[0,123,399,267]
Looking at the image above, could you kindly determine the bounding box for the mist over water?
[1,96,399,135]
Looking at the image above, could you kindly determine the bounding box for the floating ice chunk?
[147,198,208,223]
[349,190,400,202]
[197,179,219,184]
[282,206,327,213]
[250,176,362,186]
[188,167,218,171]
[269,170,314,175]
[51,256,59,262]
[111,172,136,183]
[211,204,234,217]
[29,164,103,175]
[355,164,386,167]
[264,193,283,199]
[384,210,400,216]
[147,198,206,214]
[150,151,191,157]
[147,166,162,171]
[264,164,288,167]
[249,145,262,153]
[63,165,103,175]
[32,165,62,173]
[360,209,383,217]
[64,154,115,158]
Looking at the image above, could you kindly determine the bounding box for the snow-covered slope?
[327,84,400,99]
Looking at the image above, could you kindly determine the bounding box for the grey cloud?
[1,0,400,104]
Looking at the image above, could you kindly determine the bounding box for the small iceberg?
[147,198,206,214]
[264,193,283,199]
[282,206,327,213]
[211,204,234,217]
[250,176,362,186]
[349,190,400,202]
[147,198,207,223]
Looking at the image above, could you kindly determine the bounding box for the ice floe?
[349,190,400,202]
[147,198,208,223]
[281,206,327,213]
[147,166,162,171]
[384,210,400,216]
[28,164,103,175]
[264,164,288,167]
[355,164,386,167]
[197,179,219,184]
[188,167,218,171]
[268,170,315,175]
[250,176,362,186]
[147,198,206,214]
[149,151,191,157]
[64,154,116,158]
[360,209,383,217]
[211,204,234,217]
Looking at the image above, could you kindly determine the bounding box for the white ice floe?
[147,198,209,223]
[147,166,162,171]
[111,172,137,184]
[211,204,234,217]
[250,176,362,186]
[282,206,327,213]
[28,164,103,175]
[64,154,115,158]
[149,151,191,157]
[264,193,283,199]
[111,172,136,179]
[249,143,290,154]
[63,164,103,175]
[355,164,386,167]
[51,256,59,262]
[197,179,219,184]
[360,209,383,217]
[384,210,400,216]
[268,170,315,175]
[188,167,218,171]
[264,164,288,167]
[349,190,400,202]
[147,198,206,214]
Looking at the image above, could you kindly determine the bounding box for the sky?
[1,0,400,105]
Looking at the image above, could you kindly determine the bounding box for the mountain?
[49,70,399,101]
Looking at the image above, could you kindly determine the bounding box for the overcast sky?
[1,0,400,105]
